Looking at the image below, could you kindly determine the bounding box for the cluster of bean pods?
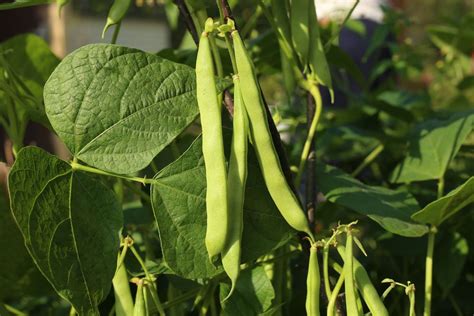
[195,17,314,299]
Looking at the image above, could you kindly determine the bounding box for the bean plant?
[0,0,473,315]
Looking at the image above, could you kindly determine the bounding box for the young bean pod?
[113,264,134,316]
[336,245,388,316]
[231,30,313,240]
[102,0,132,38]
[196,18,229,261]
[221,75,249,300]
[133,280,146,316]
[305,243,321,316]
[344,232,360,315]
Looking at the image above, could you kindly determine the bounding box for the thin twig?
[219,0,233,20]
[173,0,199,44]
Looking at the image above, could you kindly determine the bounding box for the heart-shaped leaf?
[8,147,123,314]
[411,177,474,226]
[151,136,293,279]
[44,44,228,174]
[391,112,474,183]
[316,163,428,237]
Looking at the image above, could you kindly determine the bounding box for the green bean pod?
[327,270,344,316]
[308,0,333,101]
[113,264,134,316]
[133,280,146,316]
[305,244,321,316]
[344,233,360,315]
[336,245,388,316]
[231,30,312,239]
[290,0,310,67]
[221,75,249,300]
[102,0,132,38]
[197,18,229,261]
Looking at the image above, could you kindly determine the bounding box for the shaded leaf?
[317,126,380,162]
[0,34,59,124]
[44,44,228,174]
[411,177,474,226]
[0,0,52,10]
[434,232,469,297]
[316,163,428,237]
[326,45,366,89]
[391,112,474,183]
[0,190,52,300]
[151,136,293,279]
[219,266,275,316]
[8,147,123,314]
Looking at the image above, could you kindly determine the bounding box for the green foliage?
[9,147,123,314]
[412,177,474,226]
[317,163,428,237]
[219,266,275,316]
[0,191,52,300]
[0,1,473,315]
[151,136,293,279]
[391,112,474,183]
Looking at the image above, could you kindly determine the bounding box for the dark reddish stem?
[173,0,199,45]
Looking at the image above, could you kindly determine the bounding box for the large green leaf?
[0,34,59,124]
[44,44,221,174]
[0,190,52,300]
[219,266,275,316]
[391,112,474,183]
[434,232,469,297]
[151,136,293,279]
[411,177,474,226]
[0,0,52,10]
[316,163,428,237]
[8,147,123,315]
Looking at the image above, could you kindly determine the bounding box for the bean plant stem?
[295,83,323,187]
[130,245,166,316]
[216,1,238,74]
[423,177,443,316]
[323,246,332,300]
[111,22,121,44]
[424,228,436,316]
[173,0,199,44]
[408,290,416,316]
[437,177,445,201]
[351,144,384,177]
[3,304,27,316]
[305,91,316,226]
[69,306,76,316]
[70,161,154,185]
[162,288,201,309]
[448,294,463,316]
